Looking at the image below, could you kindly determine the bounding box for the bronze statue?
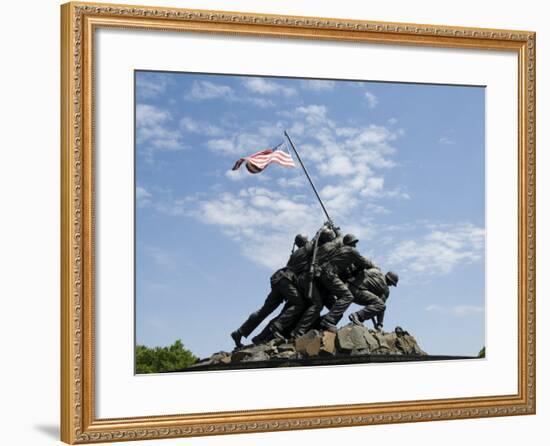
[348,269,399,330]
[231,223,398,348]
[230,234,312,348]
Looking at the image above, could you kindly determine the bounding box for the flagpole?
[284,130,333,225]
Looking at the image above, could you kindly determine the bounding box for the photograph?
[134,71,486,373]
[59,3,535,442]
[1,0,545,442]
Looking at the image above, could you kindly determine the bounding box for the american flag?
[231,142,296,174]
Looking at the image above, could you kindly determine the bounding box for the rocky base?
[187,323,431,371]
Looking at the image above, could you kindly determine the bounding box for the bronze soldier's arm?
[361,289,382,302]
[351,249,379,271]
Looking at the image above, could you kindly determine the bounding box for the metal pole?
[307,227,323,299]
[284,130,333,224]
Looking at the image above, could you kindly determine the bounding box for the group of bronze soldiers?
[230,223,399,349]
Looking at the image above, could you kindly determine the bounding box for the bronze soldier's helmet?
[343,233,359,247]
[318,228,335,244]
[386,271,399,286]
[294,234,308,248]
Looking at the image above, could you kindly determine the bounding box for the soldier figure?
[288,227,339,339]
[286,233,314,274]
[314,226,342,263]
[230,234,311,349]
[316,233,378,332]
[231,225,396,348]
[348,269,399,330]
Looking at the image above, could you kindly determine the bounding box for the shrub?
[136,339,198,373]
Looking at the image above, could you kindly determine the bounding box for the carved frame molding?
[60,2,536,443]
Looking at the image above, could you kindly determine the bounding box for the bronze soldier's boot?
[231,330,243,349]
[349,312,363,326]
[319,318,338,333]
[269,324,287,343]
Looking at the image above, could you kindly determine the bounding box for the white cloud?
[225,168,249,182]
[319,155,355,176]
[302,80,336,91]
[136,186,152,207]
[276,176,306,188]
[365,90,379,109]
[185,81,235,101]
[426,304,484,317]
[194,188,322,270]
[388,223,485,276]
[180,116,223,136]
[147,247,176,268]
[151,138,183,150]
[136,103,169,127]
[136,104,186,155]
[451,305,484,317]
[206,138,237,155]
[140,95,480,281]
[142,102,418,271]
[248,97,276,108]
[364,203,391,215]
[388,117,398,125]
[243,78,296,97]
[277,105,407,218]
[384,188,411,200]
[335,127,360,138]
[206,125,285,157]
[183,79,280,108]
[439,136,455,145]
[295,104,331,126]
[136,75,167,98]
[137,187,203,217]
[145,104,410,272]
[288,122,305,136]
[360,177,385,197]
[346,125,396,150]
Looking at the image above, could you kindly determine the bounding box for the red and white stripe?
[248,149,295,169]
[232,146,295,174]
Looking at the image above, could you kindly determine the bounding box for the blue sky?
[135,71,485,359]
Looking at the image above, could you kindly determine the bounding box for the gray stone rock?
[273,350,298,360]
[211,352,232,364]
[373,331,391,350]
[336,323,370,352]
[382,332,398,351]
[396,334,426,355]
[194,325,427,367]
[242,350,270,362]
[188,351,232,368]
[277,343,296,353]
[320,330,337,355]
[231,343,276,362]
[350,348,370,356]
[371,345,393,355]
[363,329,380,351]
[187,358,211,368]
[295,330,322,356]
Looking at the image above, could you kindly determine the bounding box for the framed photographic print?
[60,2,536,443]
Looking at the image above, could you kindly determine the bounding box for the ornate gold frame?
[60,2,536,443]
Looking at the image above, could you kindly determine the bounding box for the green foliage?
[136,339,198,374]
[478,346,486,358]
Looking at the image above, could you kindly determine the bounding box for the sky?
[134,70,486,359]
